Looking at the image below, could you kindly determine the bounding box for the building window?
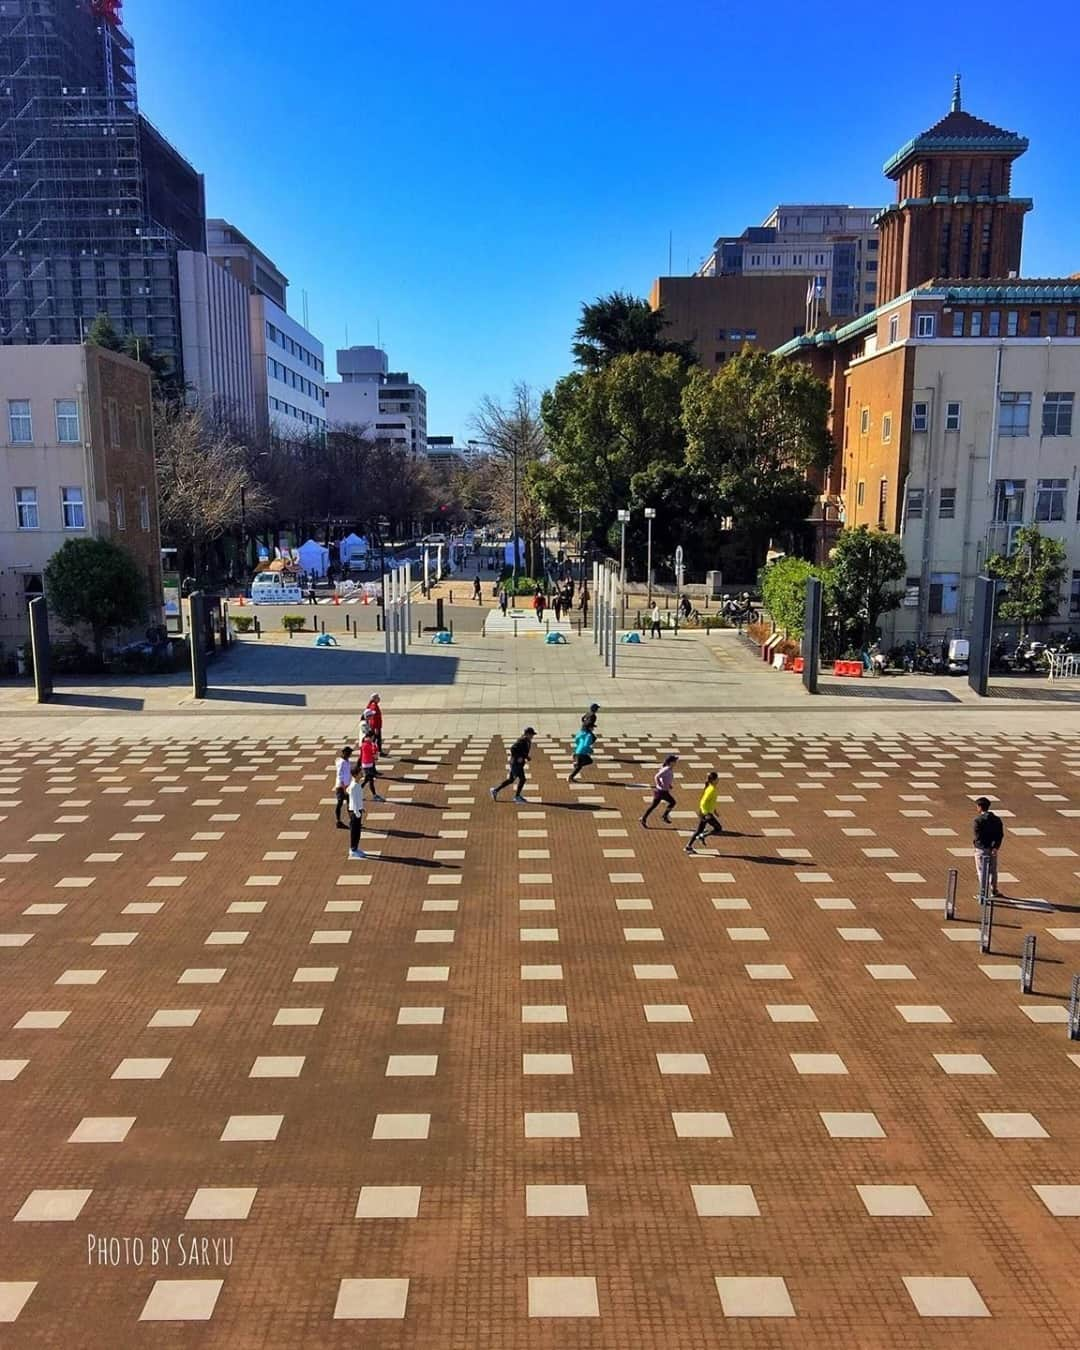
[888,314,899,344]
[1071,570,1080,617]
[939,487,957,519]
[1042,392,1074,437]
[15,486,38,529]
[1047,311,1060,337]
[715,328,726,341]
[952,310,964,337]
[1028,311,1042,337]
[729,330,742,342]
[107,398,120,448]
[881,413,892,444]
[744,329,757,341]
[915,313,935,338]
[139,485,150,531]
[55,399,80,443]
[856,480,865,507]
[135,406,147,452]
[8,399,32,443]
[845,387,851,408]
[945,401,962,433]
[999,391,1031,437]
[1006,311,1019,337]
[1034,478,1067,523]
[860,407,870,435]
[877,479,888,528]
[114,487,126,531]
[929,573,960,615]
[905,487,924,521]
[1067,312,1078,337]
[970,311,983,337]
[988,310,1001,337]
[992,478,1026,522]
[61,486,85,529]
[912,401,929,432]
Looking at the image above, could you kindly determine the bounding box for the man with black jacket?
[490,727,536,804]
[973,796,1004,897]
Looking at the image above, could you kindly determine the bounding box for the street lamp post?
[512,442,520,595]
[617,509,630,629]
[644,507,656,608]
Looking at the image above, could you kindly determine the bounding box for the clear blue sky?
[128,0,1080,441]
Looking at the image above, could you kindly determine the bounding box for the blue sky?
[129,0,1080,440]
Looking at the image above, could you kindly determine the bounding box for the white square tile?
[0,1059,29,1081]
[386,1054,438,1077]
[745,964,791,980]
[185,1187,257,1220]
[1032,1184,1080,1216]
[521,1005,568,1023]
[178,968,225,985]
[896,1005,951,1024]
[523,1053,573,1075]
[714,1276,794,1318]
[866,964,916,981]
[657,1052,710,1075]
[857,1184,931,1217]
[978,1111,1048,1139]
[355,1185,421,1218]
[526,1185,589,1216]
[14,1188,92,1221]
[397,1006,445,1025]
[372,1113,430,1140]
[767,1004,817,1023]
[790,1052,847,1075]
[112,1057,170,1080]
[837,927,882,942]
[139,1279,223,1322]
[333,1277,409,1320]
[528,1276,598,1318]
[902,1276,989,1318]
[934,1053,995,1075]
[273,1007,323,1027]
[633,964,677,980]
[55,969,106,986]
[0,1282,36,1322]
[220,1114,283,1142]
[293,967,338,983]
[524,1112,579,1138]
[727,927,769,942]
[148,1009,201,1028]
[693,1184,759,1216]
[644,1004,693,1023]
[249,1056,304,1078]
[1020,1005,1069,1024]
[820,1111,884,1139]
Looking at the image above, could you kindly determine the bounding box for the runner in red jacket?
[362,693,383,752]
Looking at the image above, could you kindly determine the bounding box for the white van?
[250,573,303,605]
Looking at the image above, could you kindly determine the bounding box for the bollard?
[546,619,550,634]
[418,620,422,639]
[1021,934,1036,994]
[449,590,454,605]
[449,619,454,636]
[979,893,994,953]
[514,619,518,638]
[288,625,293,640]
[255,616,261,639]
[1069,974,1080,1040]
[320,618,325,634]
[945,868,957,920]
[346,614,351,633]
[977,854,990,907]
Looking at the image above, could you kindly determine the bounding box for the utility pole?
[644,507,655,608]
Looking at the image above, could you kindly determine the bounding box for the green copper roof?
[883,108,1028,178]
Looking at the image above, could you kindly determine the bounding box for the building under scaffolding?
[0,0,205,376]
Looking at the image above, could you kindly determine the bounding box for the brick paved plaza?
[2,638,1080,1347]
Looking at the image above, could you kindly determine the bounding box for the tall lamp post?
[617,508,630,587]
[644,507,656,608]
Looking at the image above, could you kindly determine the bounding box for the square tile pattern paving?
[1,728,1079,1346]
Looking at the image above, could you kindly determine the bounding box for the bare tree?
[472,383,547,578]
[154,403,270,576]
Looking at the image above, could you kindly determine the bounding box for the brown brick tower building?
[875,77,1031,303]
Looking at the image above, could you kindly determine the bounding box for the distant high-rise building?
[0,0,206,375]
[698,205,883,317]
[326,346,427,451]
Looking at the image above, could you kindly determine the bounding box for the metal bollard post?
[979,894,994,953]
[977,854,990,907]
[945,868,957,920]
[449,590,454,605]
[1069,974,1080,1040]
[1021,934,1036,994]
[514,619,518,638]
[320,618,325,634]
[346,614,351,633]
[255,616,261,639]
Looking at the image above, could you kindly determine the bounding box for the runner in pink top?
[640,754,679,826]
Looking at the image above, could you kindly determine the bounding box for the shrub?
[231,614,254,633]
[281,614,306,633]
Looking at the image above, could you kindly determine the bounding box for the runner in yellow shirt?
[685,772,723,854]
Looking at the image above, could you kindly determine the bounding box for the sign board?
[674,546,684,569]
[901,585,919,608]
[162,571,183,635]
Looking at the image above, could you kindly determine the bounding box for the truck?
[250,573,303,605]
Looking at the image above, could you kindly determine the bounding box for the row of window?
[7,399,81,444]
[897,309,1080,343]
[264,322,324,374]
[266,356,326,405]
[12,485,150,532]
[855,393,1074,443]
[895,479,1079,527]
[268,396,326,431]
[715,328,759,342]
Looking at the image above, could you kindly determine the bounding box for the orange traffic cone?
[238,595,245,606]
[333,593,340,605]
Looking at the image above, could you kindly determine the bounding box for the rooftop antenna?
[376,318,381,350]
[302,288,309,329]
[668,230,672,274]
[951,73,961,112]
[345,322,349,346]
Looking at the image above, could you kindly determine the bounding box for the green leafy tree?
[85,311,124,351]
[44,537,147,659]
[572,292,695,370]
[681,350,833,565]
[761,557,830,637]
[828,525,906,651]
[986,524,1067,636]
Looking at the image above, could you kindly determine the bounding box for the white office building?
[326,346,427,450]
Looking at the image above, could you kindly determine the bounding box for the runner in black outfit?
[490,727,536,803]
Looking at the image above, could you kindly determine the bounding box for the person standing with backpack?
[568,725,596,783]
[685,771,722,854]
[490,727,536,803]
[641,754,679,827]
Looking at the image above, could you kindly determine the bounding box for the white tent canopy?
[338,533,368,565]
[503,537,525,569]
[297,539,330,577]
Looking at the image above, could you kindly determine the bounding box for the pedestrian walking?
[473,576,482,604]
[649,603,662,639]
[498,586,509,616]
[581,702,599,734]
[579,583,589,625]
[491,726,536,803]
[333,745,353,829]
[685,772,723,853]
[553,592,563,623]
[347,763,366,859]
[641,754,679,827]
[362,692,383,753]
[307,583,318,605]
[360,729,385,801]
[568,725,595,783]
[973,795,1004,897]
[533,589,546,624]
